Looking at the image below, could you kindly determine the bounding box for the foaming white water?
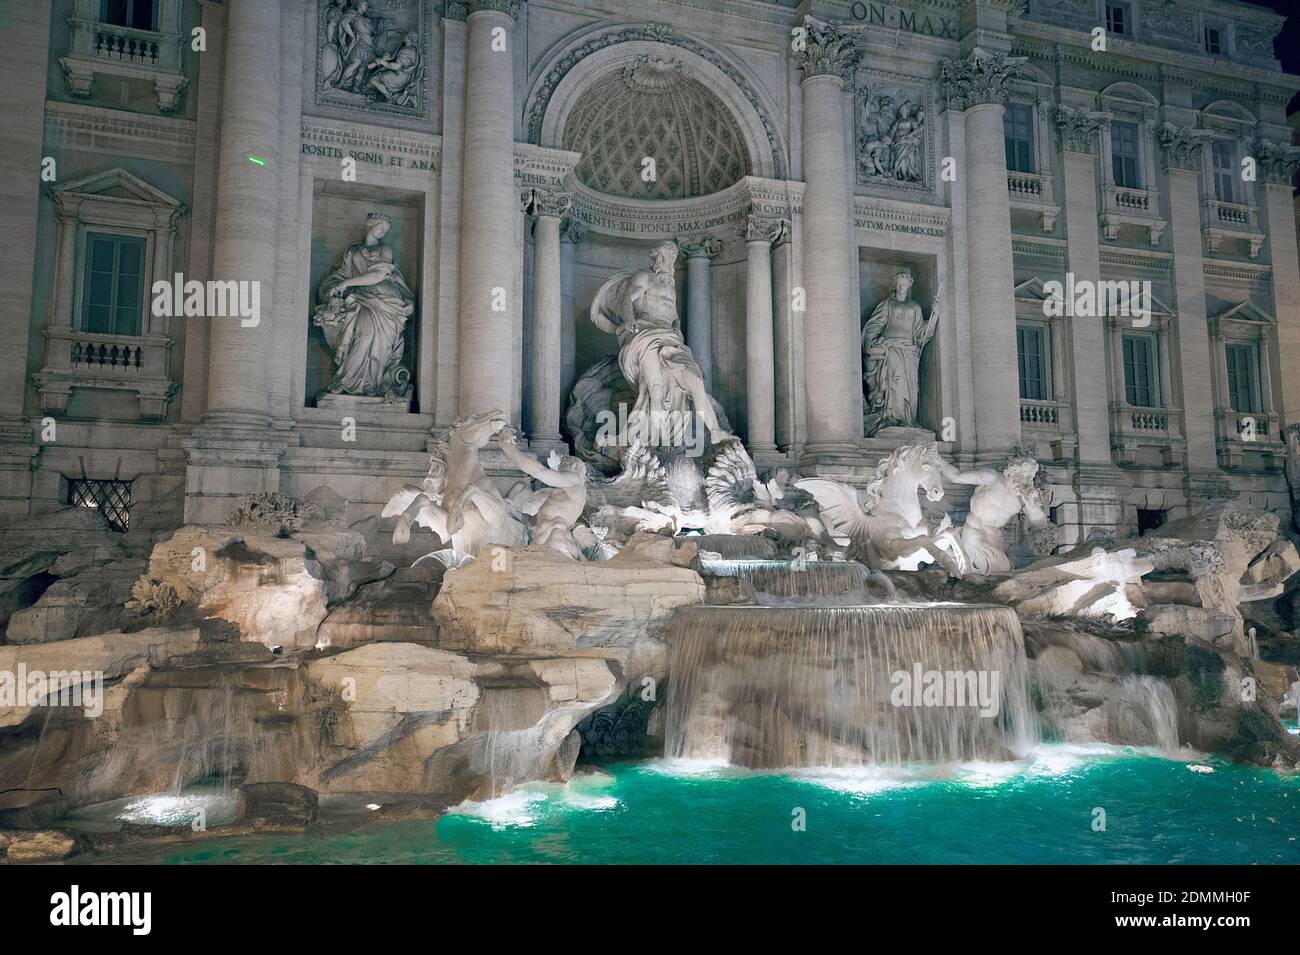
[117,791,238,826]
[448,773,621,828]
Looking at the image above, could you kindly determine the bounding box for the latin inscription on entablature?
[846,2,957,39]
[300,121,441,173]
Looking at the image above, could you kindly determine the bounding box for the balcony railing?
[1130,409,1168,431]
[1201,198,1264,258]
[1099,184,1165,245]
[71,337,146,371]
[1007,171,1058,232]
[1019,399,1059,427]
[91,24,162,66]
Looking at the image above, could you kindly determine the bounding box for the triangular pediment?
[52,167,182,208]
[1210,300,1275,324]
[1014,277,1059,303]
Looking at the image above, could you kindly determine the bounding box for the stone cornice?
[1011,19,1300,101]
[45,101,195,164]
[795,16,858,83]
[301,118,442,167]
[939,50,1022,110]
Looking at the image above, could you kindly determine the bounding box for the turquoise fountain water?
[80,749,1300,864]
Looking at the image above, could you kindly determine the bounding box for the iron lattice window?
[68,478,132,532]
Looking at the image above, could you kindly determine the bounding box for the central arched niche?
[561,58,752,201]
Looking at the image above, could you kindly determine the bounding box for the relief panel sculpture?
[317,0,431,117]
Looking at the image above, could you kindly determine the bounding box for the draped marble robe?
[316,225,416,398]
[861,277,939,434]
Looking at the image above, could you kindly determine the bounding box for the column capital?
[794,16,857,83]
[1054,105,1106,155]
[1157,123,1210,174]
[521,187,570,219]
[938,50,1022,111]
[1244,136,1300,186]
[676,234,722,259]
[560,217,587,245]
[737,214,786,245]
[445,0,522,20]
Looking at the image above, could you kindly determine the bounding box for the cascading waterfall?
[1113,675,1181,752]
[699,558,897,603]
[664,603,1038,769]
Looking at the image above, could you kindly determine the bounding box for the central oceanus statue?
[589,241,731,449]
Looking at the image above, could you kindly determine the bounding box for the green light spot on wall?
[248,155,266,166]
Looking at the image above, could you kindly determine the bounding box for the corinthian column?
[1159,125,1219,480]
[203,0,282,427]
[939,51,1022,456]
[1254,141,1300,435]
[523,188,568,448]
[739,214,785,454]
[676,235,722,392]
[457,0,520,418]
[795,17,860,456]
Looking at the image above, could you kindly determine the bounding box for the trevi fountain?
[1,0,1299,876]
[1,241,1298,867]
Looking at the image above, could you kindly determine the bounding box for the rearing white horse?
[797,443,964,575]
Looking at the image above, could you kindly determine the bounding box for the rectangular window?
[1106,4,1128,35]
[1111,121,1140,189]
[1225,342,1258,413]
[1204,27,1222,55]
[1122,334,1157,407]
[100,0,156,30]
[82,232,145,337]
[1017,324,1047,401]
[1212,140,1235,203]
[68,478,132,532]
[1003,103,1035,174]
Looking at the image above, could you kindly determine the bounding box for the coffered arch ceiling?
[561,58,753,201]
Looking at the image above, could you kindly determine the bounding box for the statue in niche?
[588,242,731,449]
[313,212,416,402]
[939,453,1051,575]
[861,269,940,435]
[856,91,927,184]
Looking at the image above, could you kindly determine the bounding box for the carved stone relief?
[317,0,432,118]
[855,75,932,192]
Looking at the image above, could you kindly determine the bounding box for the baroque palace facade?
[1,0,1298,549]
